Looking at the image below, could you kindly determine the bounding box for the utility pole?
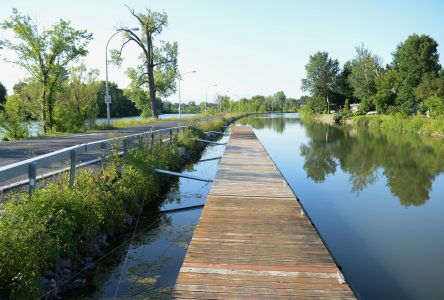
[105,27,139,126]
[205,84,217,115]
[178,70,196,118]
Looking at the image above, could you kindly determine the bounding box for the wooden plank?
[172,126,355,299]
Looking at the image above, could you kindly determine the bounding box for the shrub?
[419,96,444,117]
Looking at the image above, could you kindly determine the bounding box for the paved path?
[0,117,210,168]
[172,126,355,299]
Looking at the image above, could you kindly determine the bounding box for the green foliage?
[0,110,30,141]
[392,34,441,112]
[301,96,327,114]
[351,114,444,136]
[0,137,183,298]
[95,81,139,118]
[333,61,355,106]
[176,126,204,150]
[419,96,444,117]
[54,64,100,132]
[196,117,226,133]
[0,9,92,132]
[301,51,339,99]
[0,82,39,140]
[348,45,383,107]
[333,110,353,124]
[273,91,287,111]
[372,69,397,113]
[344,99,350,111]
[414,77,444,102]
[0,82,6,107]
[114,7,178,118]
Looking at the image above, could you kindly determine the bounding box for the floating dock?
[173,126,355,299]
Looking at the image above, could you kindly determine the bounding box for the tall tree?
[54,64,100,131]
[273,91,287,111]
[0,82,6,108]
[348,45,384,110]
[373,69,397,113]
[96,81,139,117]
[114,6,178,119]
[0,9,92,132]
[392,34,441,112]
[301,51,339,112]
[333,61,355,106]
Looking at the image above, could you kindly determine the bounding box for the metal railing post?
[69,149,76,187]
[160,133,163,144]
[28,162,37,196]
[138,136,143,150]
[123,138,128,160]
[169,129,173,142]
[151,132,154,146]
[101,142,106,168]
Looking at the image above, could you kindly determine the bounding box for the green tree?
[413,77,444,102]
[113,7,178,119]
[373,69,397,113]
[333,61,355,107]
[96,81,139,117]
[273,91,287,111]
[301,51,339,112]
[344,98,350,111]
[392,34,441,112]
[54,64,100,131]
[348,45,384,111]
[0,9,92,132]
[0,82,6,108]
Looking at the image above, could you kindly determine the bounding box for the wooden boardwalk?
[173,126,355,299]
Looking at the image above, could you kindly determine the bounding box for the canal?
[72,113,444,299]
[239,113,444,300]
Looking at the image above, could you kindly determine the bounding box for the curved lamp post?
[105,27,139,126]
[178,70,196,118]
[205,84,217,116]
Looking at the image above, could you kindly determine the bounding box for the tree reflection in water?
[299,122,444,207]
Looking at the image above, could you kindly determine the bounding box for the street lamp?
[205,84,217,116]
[178,70,196,118]
[105,27,139,126]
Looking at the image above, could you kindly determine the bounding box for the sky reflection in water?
[239,113,444,300]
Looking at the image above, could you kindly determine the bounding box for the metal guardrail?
[0,126,188,195]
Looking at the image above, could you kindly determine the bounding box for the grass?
[0,114,239,298]
[351,114,444,137]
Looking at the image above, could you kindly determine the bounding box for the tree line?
[301,34,444,116]
[0,7,305,140]
[0,7,183,138]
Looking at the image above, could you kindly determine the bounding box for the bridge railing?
[0,126,188,195]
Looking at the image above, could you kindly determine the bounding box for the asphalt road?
[0,116,212,168]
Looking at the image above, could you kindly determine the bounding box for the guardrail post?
[69,149,76,188]
[28,162,37,196]
[169,129,173,142]
[159,133,163,144]
[123,138,128,160]
[151,132,154,146]
[138,136,143,150]
[101,142,106,168]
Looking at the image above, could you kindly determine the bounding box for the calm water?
[65,113,444,299]
[238,113,444,300]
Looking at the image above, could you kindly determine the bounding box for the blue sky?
[0,0,443,103]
